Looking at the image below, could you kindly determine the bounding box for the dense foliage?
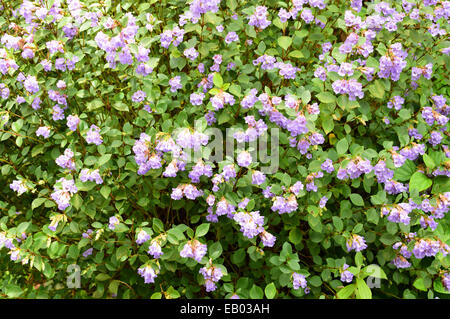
[0,0,449,299]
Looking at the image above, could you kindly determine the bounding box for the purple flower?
[184,47,199,61]
[66,115,80,131]
[52,105,65,121]
[314,66,327,81]
[23,75,39,94]
[46,40,64,55]
[205,110,216,125]
[225,31,239,44]
[301,9,314,23]
[248,6,271,30]
[392,256,411,269]
[10,180,27,195]
[319,196,328,208]
[382,203,412,225]
[321,159,334,173]
[237,151,252,167]
[199,265,223,292]
[135,46,149,62]
[346,234,367,252]
[252,171,266,185]
[56,148,76,171]
[277,62,299,79]
[429,131,442,146]
[36,126,51,138]
[132,90,146,103]
[190,92,205,105]
[260,230,276,247]
[85,125,103,145]
[138,265,158,284]
[118,47,133,65]
[82,248,93,258]
[292,273,308,290]
[332,79,364,101]
[378,43,407,81]
[234,211,264,239]
[387,96,404,110]
[148,240,163,258]
[51,178,78,211]
[55,58,67,71]
[290,181,304,196]
[180,239,207,262]
[108,216,120,230]
[278,8,292,23]
[21,47,34,59]
[169,76,182,92]
[340,264,354,283]
[373,160,394,183]
[79,169,103,184]
[442,273,450,292]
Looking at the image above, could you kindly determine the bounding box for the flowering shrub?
[0,0,449,299]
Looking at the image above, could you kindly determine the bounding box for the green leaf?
[5,284,23,298]
[370,190,387,205]
[413,278,427,292]
[209,242,222,260]
[116,246,129,261]
[87,99,104,111]
[288,228,302,244]
[98,154,112,167]
[409,172,432,193]
[109,280,120,295]
[167,286,180,299]
[336,138,348,155]
[301,90,311,105]
[195,223,210,237]
[264,283,277,299]
[368,80,384,99]
[249,284,264,299]
[317,92,336,104]
[394,160,416,181]
[363,265,387,280]
[96,273,111,281]
[356,278,372,299]
[67,245,80,259]
[332,216,343,232]
[422,154,435,169]
[32,197,46,210]
[337,284,355,299]
[213,73,223,88]
[113,101,129,112]
[350,193,364,206]
[288,50,304,59]
[322,117,334,134]
[277,36,292,50]
[218,111,232,125]
[379,233,397,245]
[17,222,30,234]
[11,119,23,133]
[153,218,164,233]
[100,185,111,199]
[72,193,83,210]
[355,252,364,267]
[150,292,162,299]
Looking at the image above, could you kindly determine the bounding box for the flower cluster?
[180,239,207,262]
[199,263,223,292]
[51,178,78,211]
